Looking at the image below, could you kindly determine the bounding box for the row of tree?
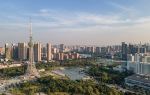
[87,65,133,86]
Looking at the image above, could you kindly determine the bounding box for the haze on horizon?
[0,0,150,46]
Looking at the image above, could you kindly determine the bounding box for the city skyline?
[1,1,150,94]
[0,0,150,45]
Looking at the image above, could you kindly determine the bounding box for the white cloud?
[1,8,150,45]
[39,9,49,13]
[108,1,138,18]
[27,9,150,29]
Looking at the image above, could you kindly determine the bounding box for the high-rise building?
[60,53,64,60]
[60,44,64,52]
[95,47,101,54]
[47,43,52,61]
[0,47,4,55]
[55,53,64,61]
[34,43,41,62]
[139,47,146,53]
[74,53,79,59]
[101,47,107,54]
[52,47,57,54]
[41,46,47,60]
[122,42,128,61]
[18,43,27,60]
[11,44,18,60]
[146,44,150,52]
[64,54,69,60]
[91,46,95,53]
[127,53,150,74]
[86,47,91,53]
[128,44,138,55]
[5,43,12,60]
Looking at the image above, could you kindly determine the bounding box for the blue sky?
[0,0,150,45]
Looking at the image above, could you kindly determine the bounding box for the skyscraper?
[41,46,47,60]
[34,43,41,62]
[122,42,128,61]
[11,44,18,60]
[60,44,64,52]
[18,43,27,60]
[47,43,52,61]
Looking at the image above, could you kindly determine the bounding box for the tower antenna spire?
[29,17,32,40]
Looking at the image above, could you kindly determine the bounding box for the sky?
[0,0,150,46]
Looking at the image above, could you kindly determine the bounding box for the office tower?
[60,44,64,52]
[11,44,18,60]
[18,43,27,60]
[122,42,128,61]
[128,44,138,55]
[34,43,41,62]
[25,19,40,78]
[47,43,52,61]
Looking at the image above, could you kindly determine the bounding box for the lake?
[52,67,90,80]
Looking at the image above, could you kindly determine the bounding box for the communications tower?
[25,19,40,79]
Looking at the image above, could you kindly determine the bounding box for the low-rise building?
[125,74,150,90]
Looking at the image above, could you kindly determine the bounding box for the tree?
[102,72,109,82]
[47,88,51,95]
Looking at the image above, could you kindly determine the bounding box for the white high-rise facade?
[18,43,27,60]
[34,43,41,62]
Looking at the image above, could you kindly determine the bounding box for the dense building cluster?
[121,42,150,61]
[121,42,150,91]
[1,42,150,63]
[120,42,150,74]
[0,43,82,62]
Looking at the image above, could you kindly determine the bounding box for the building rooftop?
[126,74,150,84]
